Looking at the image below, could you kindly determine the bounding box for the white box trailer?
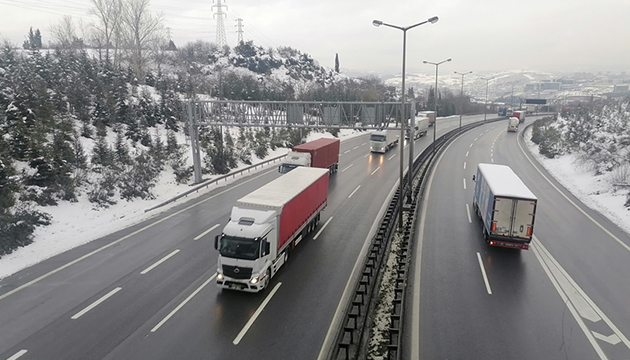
[472,163,537,250]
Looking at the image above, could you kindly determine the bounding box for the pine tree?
[92,135,114,167]
[114,130,132,165]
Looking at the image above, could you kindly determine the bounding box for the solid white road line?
[466,204,472,223]
[194,224,220,240]
[463,162,466,169]
[0,168,277,302]
[463,178,466,190]
[71,287,122,319]
[313,217,333,240]
[348,185,361,199]
[151,273,217,332]
[233,282,282,345]
[371,167,380,176]
[6,350,27,360]
[388,154,396,160]
[341,164,354,172]
[517,137,630,253]
[141,250,180,275]
[476,253,492,295]
[344,150,351,154]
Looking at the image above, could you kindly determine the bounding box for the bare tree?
[49,15,81,49]
[120,0,165,82]
[89,0,122,64]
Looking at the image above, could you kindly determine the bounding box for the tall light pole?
[481,76,495,122]
[454,70,472,129]
[373,16,439,229]
[424,58,451,145]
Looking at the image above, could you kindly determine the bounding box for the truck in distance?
[278,138,340,174]
[406,116,430,140]
[507,117,519,132]
[215,167,329,292]
[472,163,537,250]
[370,130,398,153]
[417,111,436,126]
[511,110,526,123]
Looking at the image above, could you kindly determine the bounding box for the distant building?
[613,85,629,92]
[541,82,561,90]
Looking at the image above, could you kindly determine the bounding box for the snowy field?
[0,129,368,279]
[524,127,630,236]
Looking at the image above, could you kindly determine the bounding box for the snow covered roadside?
[0,129,369,280]
[523,127,630,236]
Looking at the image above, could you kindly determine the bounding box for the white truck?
[406,116,430,140]
[215,167,329,292]
[472,163,537,250]
[417,111,436,126]
[370,130,398,153]
[507,117,519,132]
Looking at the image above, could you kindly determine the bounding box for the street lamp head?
[428,16,439,24]
[447,58,452,62]
[372,20,383,27]
[423,60,428,64]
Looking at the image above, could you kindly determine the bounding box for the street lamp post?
[423,58,451,146]
[373,16,438,229]
[454,71,472,129]
[481,76,495,122]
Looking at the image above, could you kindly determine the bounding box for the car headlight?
[217,273,224,281]
[250,276,259,285]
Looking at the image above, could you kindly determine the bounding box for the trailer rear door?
[510,199,536,239]
[492,197,513,236]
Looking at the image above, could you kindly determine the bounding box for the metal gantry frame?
[187,100,415,184]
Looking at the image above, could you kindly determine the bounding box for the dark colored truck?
[279,138,340,174]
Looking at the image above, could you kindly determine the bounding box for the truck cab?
[279,151,311,174]
[370,130,397,153]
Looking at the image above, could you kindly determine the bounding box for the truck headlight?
[217,273,224,281]
[250,276,259,285]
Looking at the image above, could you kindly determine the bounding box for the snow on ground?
[524,128,630,236]
[0,129,369,280]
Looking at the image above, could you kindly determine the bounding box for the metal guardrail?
[327,117,506,360]
[144,153,287,212]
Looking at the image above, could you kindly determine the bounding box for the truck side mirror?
[472,175,476,182]
[214,235,220,250]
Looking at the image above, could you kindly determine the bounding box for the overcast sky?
[1,0,629,75]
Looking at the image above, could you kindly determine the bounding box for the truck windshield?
[370,134,386,142]
[219,236,260,260]
[279,164,299,174]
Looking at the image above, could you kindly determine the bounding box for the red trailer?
[279,138,340,174]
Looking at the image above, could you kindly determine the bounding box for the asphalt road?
[0,114,491,360]
[407,119,630,359]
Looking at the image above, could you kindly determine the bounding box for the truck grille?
[223,265,252,280]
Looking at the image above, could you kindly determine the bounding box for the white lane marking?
[517,138,630,253]
[193,224,220,241]
[0,168,277,302]
[348,185,361,199]
[364,153,370,158]
[466,204,472,223]
[353,146,359,150]
[6,350,27,360]
[491,157,494,163]
[531,241,608,359]
[371,167,381,176]
[388,154,396,160]
[474,137,478,141]
[469,143,473,148]
[463,178,466,190]
[361,142,366,146]
[533,236,630,351]
[592,332,621,345]
[141,250,180,275]
[151,273,217,332]
[233,282,282,345]
[344,150,351,154]
[463,162,466,169]
[71,287,122,319]
[342,164,354,172]
[465,151,469,157]
[313,217,333,240]
[476,253,492,295]
[317,182,399,360]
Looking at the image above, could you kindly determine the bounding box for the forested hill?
[0,37,400,256]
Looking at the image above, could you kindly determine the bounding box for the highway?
[0,114,487,360]
[407,120,630,359]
